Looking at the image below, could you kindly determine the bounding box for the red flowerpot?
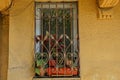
[46,67,58,76]
[49,60,56,67]
[46,67,52,76]
[46,67,78,76]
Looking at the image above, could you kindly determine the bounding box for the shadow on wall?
[0,13,9,80]
[0,12,3,80]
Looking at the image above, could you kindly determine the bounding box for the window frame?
[34,1,80,79]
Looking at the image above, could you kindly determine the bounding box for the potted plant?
[35,53,46,76]
[35,32,79,76]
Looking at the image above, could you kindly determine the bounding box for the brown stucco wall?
[8,0,120,80]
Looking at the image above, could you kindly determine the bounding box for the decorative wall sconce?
[97,0,119,19]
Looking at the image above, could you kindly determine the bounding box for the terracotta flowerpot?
[46,67,52,76]
[46,67,78,76]
[49,60,56,67]
[40,67,45,76]
[66,59,72,67]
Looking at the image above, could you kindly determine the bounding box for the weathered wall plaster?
[79,0,120,80]
[8,0,34,80]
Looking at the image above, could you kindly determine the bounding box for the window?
[35,2,79,78]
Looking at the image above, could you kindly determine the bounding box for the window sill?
[33,77,80,80]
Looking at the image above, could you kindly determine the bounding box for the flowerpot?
[73,67,78,75]
[66,59,72,67]
[49,60,56,67]
[46,67,52,76]
[40,67,45,76]
[46,67,78,76]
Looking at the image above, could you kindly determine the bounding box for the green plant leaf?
[35,68,40,75]
[36,59,45,67]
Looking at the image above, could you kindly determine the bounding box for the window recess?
[35,2,80,78]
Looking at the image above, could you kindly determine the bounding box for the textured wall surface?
[0,14,9,80]
[8,0,34,80]
[79,0,120,80]
[0,14,2,80]
[8,0,120,80]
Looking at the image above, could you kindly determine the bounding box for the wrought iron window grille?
[35,2,80,78]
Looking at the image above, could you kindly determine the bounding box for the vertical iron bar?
[55,3,58,76]
[48,2,51,77]
[41,4,43,54]
[77,2,80,76]
[41,3,44,76]
[70,3,73,76]
[63,2,66,76]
